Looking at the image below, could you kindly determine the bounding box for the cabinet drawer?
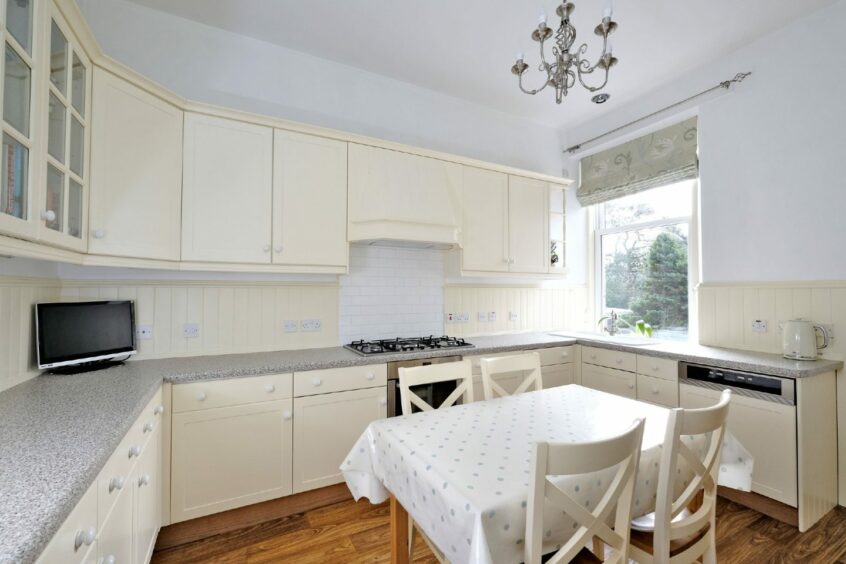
[581,346,637,372]
[173,373,293,412]
[36,482,98,564]
[542,364,574,388]
[294,364,387,397]
[582,364,637,399]
[636,374,679,407]
[636,355,678,381]
[466,352,517,375]
[536,346,574,366]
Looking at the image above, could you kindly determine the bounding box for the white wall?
[564,0,846,284]
[75,0,564,177]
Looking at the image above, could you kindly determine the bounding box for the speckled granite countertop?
[1,331,841,563]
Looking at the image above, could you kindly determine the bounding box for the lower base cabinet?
[133,431,161,564]
[541,364,574,388]
[98,479,134,564]
[293,387,387,493]
[581,363,637,399]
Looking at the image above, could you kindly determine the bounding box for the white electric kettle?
[782,319,830,360]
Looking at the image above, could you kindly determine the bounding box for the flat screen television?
[35,300,137,371]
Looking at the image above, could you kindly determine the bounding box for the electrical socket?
[457,312,470,322]
[301,319,322,332]
[489,311,497,322]
[751,319,768,333]
[136,324,153,340]
[182,323,200,339]
[509,311,519,322]
[477,312,488,322]
[283,320,298,333]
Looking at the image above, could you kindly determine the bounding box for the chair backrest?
[398,359,473,415]
[652,389,732,562]
[525,418,645,564]
[479,352,542,400]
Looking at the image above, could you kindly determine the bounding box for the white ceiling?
[126,0,834,129]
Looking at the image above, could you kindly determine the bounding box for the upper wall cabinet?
[37,7,91,252]
[508,176,549,274]
[89,67,183,261]
[461,167,509,273]
[348,143,462,246]
[272,129,347,269]
[181,112,273,264]
[0,0,37,240]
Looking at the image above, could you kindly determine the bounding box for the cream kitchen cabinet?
[507,176,548,274]
[132,429,161,564]
[293,386,387,493]
[461,167,509,273]
[542,363,574,388]
[96,477,133,564]
[36,483,98,564]
[348,143,462,245]
[466,346,574,399]
[272,129,347,269]
[88,67,183,261]
[181,112,273,264]
[581,363,637,399]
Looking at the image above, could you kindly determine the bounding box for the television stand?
[47,359,127,375]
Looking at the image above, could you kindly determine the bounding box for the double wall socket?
[446,312,469,323]
[283,320,298,333]
[182,323,200,339]
[301,319,322,332]
[476,312,497,322]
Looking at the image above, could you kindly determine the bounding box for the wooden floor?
[152,497,846,563]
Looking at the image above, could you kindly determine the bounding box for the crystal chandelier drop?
[511,1,618,104]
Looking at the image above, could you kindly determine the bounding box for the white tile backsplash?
[340,244,445,342]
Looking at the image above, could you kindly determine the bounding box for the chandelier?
[511,1,618,104]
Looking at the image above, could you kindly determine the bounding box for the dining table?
[342,384,752,564]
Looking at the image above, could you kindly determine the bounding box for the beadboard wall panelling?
[698,283,846,360]
[339,245,445,343]
[59,283,340,359]
[0,279,62,393]
[444,285,590,337]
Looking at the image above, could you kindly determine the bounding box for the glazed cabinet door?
[461,166,509,273]
[89,67,183,261]
[181,112,272,263]
[0,0,37,240]
[293,387,387,493]
[508,176,548,273]
[171,399,293,522]
[272,129,347,268]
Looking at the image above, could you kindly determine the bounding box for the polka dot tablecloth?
[342,384,752,564]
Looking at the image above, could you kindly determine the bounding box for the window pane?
[69,116,83,176]
[601,223,689,340]
[1,134,28,219]
[550,214,564,240]
[3,43,31,136]
[71,52,85,116]
[68,179,82,238]
[45,165,63,232]
[602,180,693,229]
[49,20,68,94]
[48,93,65,162]
[6,0,32,54]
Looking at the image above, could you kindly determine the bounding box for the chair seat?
[630,508,692,532]
[630,523,710,557]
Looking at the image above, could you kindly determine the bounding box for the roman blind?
[577,116,698,206]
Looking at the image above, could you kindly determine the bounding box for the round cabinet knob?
[615,358,623,364]
[143,422,155,434]
[503,258,509,264]
[590,354,597,360]
[365,372,375,381]
[40,209,56,222]
[274,246,283,253]
[92,229,106,239]
[265,384,276,393]
[282,410,292,420]
[312,378,322,387]
[263,245,271,253]
[196,392,207,401]
[651,386,659,395]
[74,526,96,550]
[99,555,116,564]
[109,476,125,493]
[378,397,387,406]
[627,383,635,389]
[652,366,659,372]
[138,474,151,487]
[128,445,142,458]
[153,405,165,415]
[561,352,569,358]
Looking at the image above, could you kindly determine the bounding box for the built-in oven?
[387,355,463,417]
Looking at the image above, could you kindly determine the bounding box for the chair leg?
[592,536,604,558]
[702,526,717,564]
[408,515,416,560]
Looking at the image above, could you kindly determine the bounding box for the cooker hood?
[356,238,457,251]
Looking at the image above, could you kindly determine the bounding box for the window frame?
[592,179,700,341]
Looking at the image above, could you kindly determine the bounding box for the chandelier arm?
[576,64,610,92]
[538,38,552,70]
[517,72,551,95]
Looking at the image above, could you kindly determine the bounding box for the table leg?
[391,495,410,564]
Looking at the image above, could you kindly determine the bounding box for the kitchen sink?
[548,331,657,346]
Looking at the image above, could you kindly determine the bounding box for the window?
[595,179,696,341]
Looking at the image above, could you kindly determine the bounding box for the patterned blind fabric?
[577,117,698,206]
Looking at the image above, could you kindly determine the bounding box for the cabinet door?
[508,176,548,273]
[461,167,508,272]
[181,113,272,263]
[89,68,183,260]
[293,387,386,493]
[35,483,97,564]
[542,364,573,389]
[133,430,161,564]
[171,399,293,522]
[97,484,133,564]
[272,130,347,267]
[680,385,797,507]
[581,363,636,399]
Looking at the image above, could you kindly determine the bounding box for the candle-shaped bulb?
[516,51,525,62]
[606,41,613,55]
[604,0,613,18]
[538,13,547,26]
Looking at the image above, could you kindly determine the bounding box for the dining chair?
[397,359,473,562]
[525,418,646,564]
[628,389,732,564]
[480,351,543,400]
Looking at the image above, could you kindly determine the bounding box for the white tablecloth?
[342,385,752,564]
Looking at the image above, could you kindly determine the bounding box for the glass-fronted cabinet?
[549,184,566,273]
[0,0,36,239]
[38,4,89,250]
